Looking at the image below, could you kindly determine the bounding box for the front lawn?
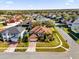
[76,39,79,44]
[36,27,69,52]
[36,33,60,47]
[15,47,27,52]
[56,28,69,49]
[15,42,29,52]
[17,42,29,47]
[36,47,66,52]
[0,23,4,29]
[0,41,9,52]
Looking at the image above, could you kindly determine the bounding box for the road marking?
[61,46,69,51]
[70,56,72,59]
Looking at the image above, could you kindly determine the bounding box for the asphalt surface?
[0,52,70,59]
[0,52,79,59]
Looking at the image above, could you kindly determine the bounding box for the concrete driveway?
[26,42,36,52]
[4,43,17,52]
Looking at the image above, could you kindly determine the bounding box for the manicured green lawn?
[15,47,27,52]
[0,41,9,52]
[63,28,69,33]
[0,23,4,28]
[36,47,66,52]
[36,33,60,47]
[56,28,69,49]
[15,42,29,52]
[36,42,57,47]
[36,27,69,52]
[76,39,79,44]
[17,42,29,47]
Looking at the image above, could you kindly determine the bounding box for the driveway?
[4,43,17,52]
[26,42,36,52]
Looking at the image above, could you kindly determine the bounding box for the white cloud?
[65,0,75,6]
[65,3,71,6]
[5,1,14,4]
[68,0,74,3]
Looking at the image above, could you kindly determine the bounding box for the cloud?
[5,1,14,4]
[65,0,75,6]
[68,0,74,3]
[65,3,71,6]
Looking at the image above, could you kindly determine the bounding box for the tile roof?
[30,26,52,34]
[29,26,52,41]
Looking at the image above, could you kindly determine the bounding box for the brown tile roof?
[30,26,52,34]
[29,26,52,41]
[30,26,40,32]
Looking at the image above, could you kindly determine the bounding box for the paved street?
[0,52,79,59]
[0,52,70,59]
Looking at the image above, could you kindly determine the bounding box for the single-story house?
[28,26,52,42]
[36,16,50,22]
[0,26,25,42]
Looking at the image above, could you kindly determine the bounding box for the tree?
[42,20,54,27]
[22,32,29,42]
[0,33,4,42]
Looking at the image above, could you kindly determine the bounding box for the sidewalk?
[26,42,36,52]
[4,43,17,52]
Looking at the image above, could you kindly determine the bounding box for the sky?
[0,0,79,10]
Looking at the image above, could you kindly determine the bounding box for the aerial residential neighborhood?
[0,10,79,59]
[0,0,79,59]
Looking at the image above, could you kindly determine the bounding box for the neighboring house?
[0,16,6,24]
[71,18,79,33]
[0,26,25,42]
[29,26,52,42]
[21,20,32,31]
[36,16,50,22]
